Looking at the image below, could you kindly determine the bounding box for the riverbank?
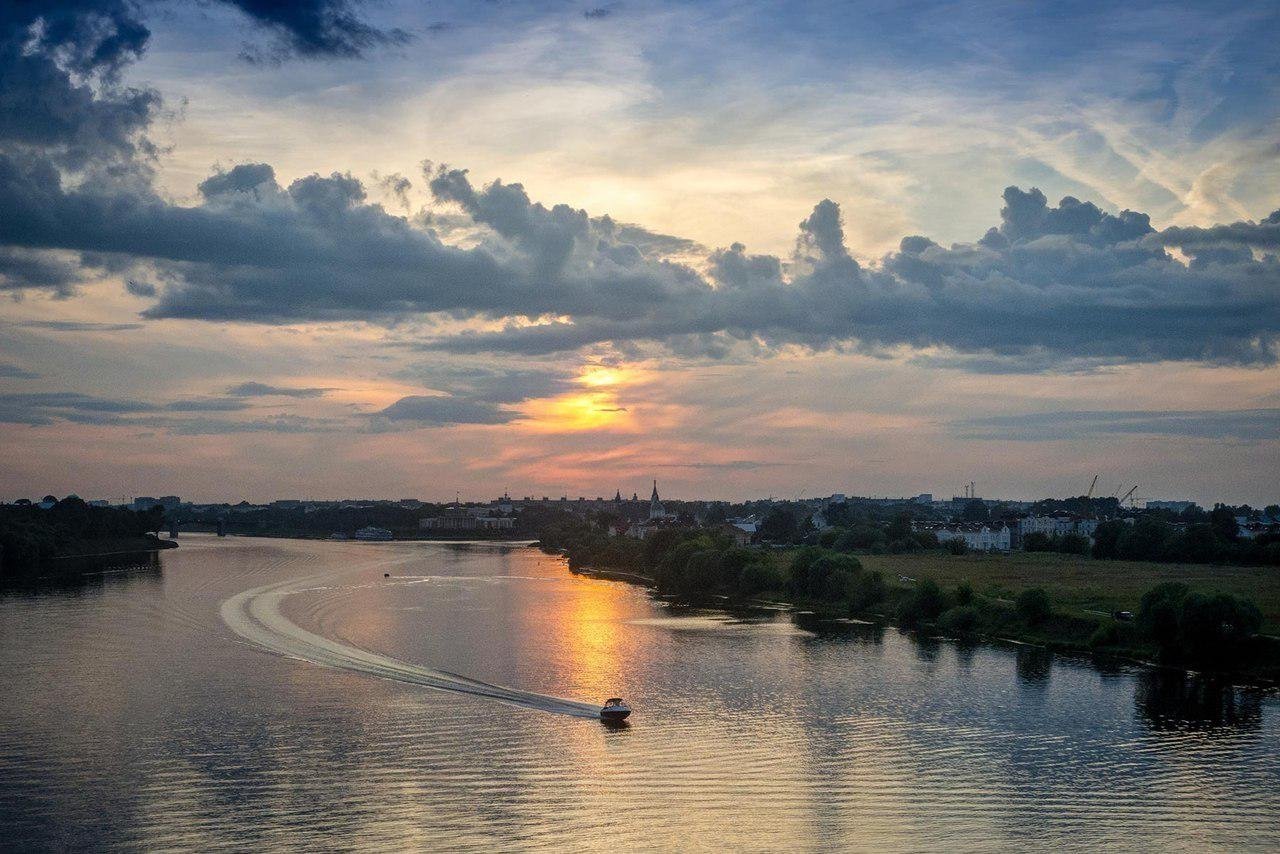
[553,542,1280,686]
[52,536,179,560]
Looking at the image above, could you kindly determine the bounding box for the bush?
[1015,588,1051,626]
[944,537,968,555]
[738,560,784,595]
[848,570,885,611]
[939,605,980,637]
[1135,581,1262,669]
[1023,531,1053,552]
[897,578,946,627]
[955,582,975,606]
[1089,623,1122,648]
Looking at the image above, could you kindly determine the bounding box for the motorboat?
[600,698,631,721]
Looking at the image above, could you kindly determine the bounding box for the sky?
[1,0,1278,506]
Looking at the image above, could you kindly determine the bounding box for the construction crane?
[1119,485,1138,508]
[1085,474,1099,499]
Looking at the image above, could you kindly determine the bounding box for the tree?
[1210,504,1239,541]
[887,512,914,542]
[759,506,799,543]
[1136,582,1188,652]
[961,500,989,522]
[897,578,946,626]
[1015,588,1051,625]
[1091,520,1125,558]
[1264,504,1280,520]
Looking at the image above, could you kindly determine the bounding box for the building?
[1012,515,1099,546]
[1146,500,1197,513]
[420,506,516,531]
[719,523,754,546]
[917,521,1012,552]
[354,526,393,541]
[649,480,667,520]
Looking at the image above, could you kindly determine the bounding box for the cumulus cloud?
[1,4,1277,371]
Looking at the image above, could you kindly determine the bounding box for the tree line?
[1,497,167,575]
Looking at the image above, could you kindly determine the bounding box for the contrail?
[220,571,600,718]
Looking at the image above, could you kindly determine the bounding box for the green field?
[856,551,1280,634]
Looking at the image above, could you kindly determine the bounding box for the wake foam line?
[220,573,600,718]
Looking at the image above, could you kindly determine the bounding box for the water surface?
[1,535,1276,850]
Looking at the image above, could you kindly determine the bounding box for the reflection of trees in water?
[953,640,978,672]
[1135,670,1263,734]
[790,613,885,645]
[1,551,162,598]
[913,635,942,663]
[1016,646,1052,685]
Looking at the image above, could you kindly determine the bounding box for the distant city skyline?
[1,1,1278,506]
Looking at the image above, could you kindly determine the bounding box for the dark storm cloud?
[0,1,159,172]
[951,409,1280,442]
[374,395,516,426]
[227,381,332,398]
[0,249,82,295]
[225,0,411,59]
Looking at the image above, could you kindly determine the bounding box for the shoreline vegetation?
[538,522,1280,686]
[0,498,175,580]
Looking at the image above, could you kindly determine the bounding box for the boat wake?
[220,572,601,719]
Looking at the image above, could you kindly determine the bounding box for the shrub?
[945,537,968,555]
[1023,531,1053,552]
[939,606,980,637]
[955,582,975,606]
[738,560,784,595]
[848,570,885,611]
[1015,588,1051,626]
[1089,623,1122,648]
[897,578,946,626]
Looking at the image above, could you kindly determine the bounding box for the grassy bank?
[541,517,1279,682]
[854,551,1280,635]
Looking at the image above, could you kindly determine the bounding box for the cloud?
[0,392,157,425]
[0,361,37,379]
[951,409,1280,442]
[226,381,332,398]
[397,363,576,403]
[125,278,156,297]
[221,0,411,60]
[1,4,1277,372]
[164,397,251,412]
[20,320,144,332]
[374,395,516,426]
[654,460,780,470]
[0,248,83,295]
[165,414,342,435]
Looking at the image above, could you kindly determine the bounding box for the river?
[1,534,1276,851]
